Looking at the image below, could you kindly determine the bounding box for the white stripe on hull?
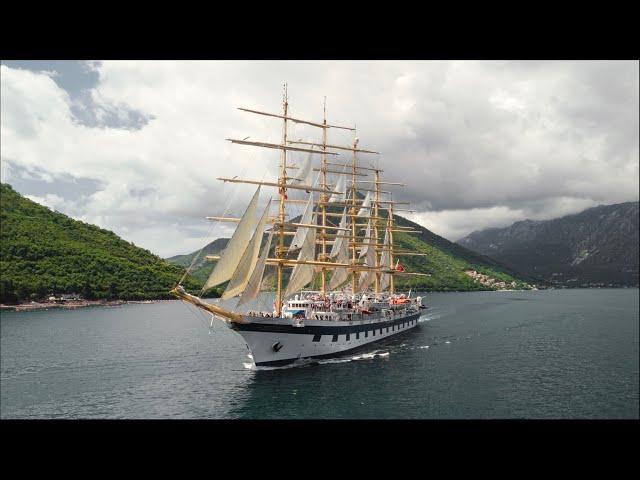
[234,313,422,366]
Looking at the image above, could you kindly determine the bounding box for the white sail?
[358,242,377,291]
[203,187,260,290]
[222,201,270,299]
[357,191,372,217]
[328,229,350,290]
[329,208,348,258]
[379,228,391,291]
[284,215,317,298]
[329,165,347,203]
[236,229,274,307]
[288,191,314,252]
[358,219,372,258]
[311,170,321,189]
[291,149,314,186]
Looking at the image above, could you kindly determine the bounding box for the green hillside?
[390,214,537,290]
[0,183,200,304]
[167,237,228,268]
[169,207,535,293]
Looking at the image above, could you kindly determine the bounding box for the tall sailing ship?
[171,85,429,367]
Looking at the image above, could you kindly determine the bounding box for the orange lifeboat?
[390,297,411,305]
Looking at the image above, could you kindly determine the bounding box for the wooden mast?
[389,197,395,295]
[351,133,359,293]
[276,83,288,316]
[374,168,381,294]
[320,97,328,295]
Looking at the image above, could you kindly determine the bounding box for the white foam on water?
[419,345,430,349]
[247,348,391,370]
[352,352,376,360]
[420,313,440,323]
[445,340,451,344]
[317,357,353,365]
[251,359,314,371]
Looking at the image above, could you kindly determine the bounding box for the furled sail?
[329,208,348,258]
[236,229,274,307]
[379,228,391,291]
[329,165,347,203]
[222,200,271,299]
[288,191,314,252]
[203,187,260,290]
[284,215,317,298]
[357,191,372,217]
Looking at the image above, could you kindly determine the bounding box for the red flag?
[396,260,405,272]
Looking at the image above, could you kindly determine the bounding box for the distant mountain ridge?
[167,238,229,269]
[457,201,639,287]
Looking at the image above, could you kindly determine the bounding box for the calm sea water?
[1,289,638,419]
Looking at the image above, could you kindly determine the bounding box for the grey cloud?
[1,60,152,130]
[1,60,637,256]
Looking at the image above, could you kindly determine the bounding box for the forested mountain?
[0,183,199,303]
[457,202,639,287]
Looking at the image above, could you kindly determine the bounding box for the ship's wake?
[420,309,442,322]
[242,349,391,370]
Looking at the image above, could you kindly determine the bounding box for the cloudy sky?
[1,60,638,258]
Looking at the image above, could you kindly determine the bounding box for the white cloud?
[25,193,75,213]
[1,60,638,257]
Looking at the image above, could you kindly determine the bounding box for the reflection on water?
[2,289,638,419]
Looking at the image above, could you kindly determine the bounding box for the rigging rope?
[177,166,248,288]
[179,296,214,332]
[197,163,273,299]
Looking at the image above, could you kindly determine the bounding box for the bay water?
[1,289,638,419]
